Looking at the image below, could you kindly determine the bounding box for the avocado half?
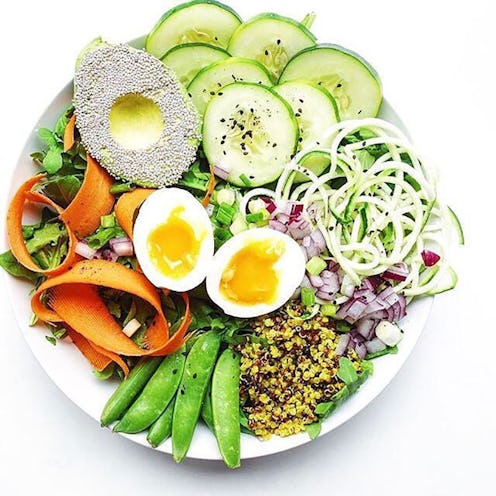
[74,40,201,188]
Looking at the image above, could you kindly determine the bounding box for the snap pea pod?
[172,331,221,463]
[147,398,175,448]
[201,385,214,432]
[114,347,186,433]
[212,349,241,469]
[100,357,162,427]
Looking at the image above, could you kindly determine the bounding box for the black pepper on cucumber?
[188,57,272,115]
[202,82,298,187]
[227,13,316,81]
[279,44,383,120]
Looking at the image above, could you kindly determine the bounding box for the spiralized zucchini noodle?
[270,118,457,298]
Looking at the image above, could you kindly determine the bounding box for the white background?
[0,0,494,495]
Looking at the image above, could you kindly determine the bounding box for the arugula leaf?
[337,357,358,385]
[25,222,67,254]
[355,149,375,169]
[0,251,40,283]
[178,161,210,191]
[43,149,63,174]
[40,175,82,208]
[315,360,373,418]
[305,421,322,440]
[85,225,127,250]
[38,128,60,149]
[239,408,256,436]
[366,345,398,360]
[54,105,74,139]
[93,363,115,381]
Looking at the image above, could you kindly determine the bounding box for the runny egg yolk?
[220,239,285,305]
[147,206,202,279]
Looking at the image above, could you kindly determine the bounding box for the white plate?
[2,39,433,461]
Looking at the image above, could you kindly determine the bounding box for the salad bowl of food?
[1,0,462,468]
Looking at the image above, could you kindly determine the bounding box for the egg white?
[206,228,306,318]
[133,188,214,291]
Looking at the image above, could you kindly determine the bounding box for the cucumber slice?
[188,57,272,115]
[274,80,338,182]
[203,82,298,187]
[146,0,242,58]
[426,266,458,295]
[161,43,230,87]
[279,44,382,120]
[228,13,316,81]
[296,150,332,184]
[274,80,339,182]
[447,206,464,245]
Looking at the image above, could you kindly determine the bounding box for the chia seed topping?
[74,43,201,187]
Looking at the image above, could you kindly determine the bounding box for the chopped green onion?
[305,256,327,276]
[301,287,316,307]
[246,210,269,223]
[100,214,115,228]
[110,182,135,194]
[336,321,351,333]
[239,174,252,187]
[248,198,266,213]
[216,203,236,225]
[214,227,233,242]
[216,188,236,206]
[320,304,338,317]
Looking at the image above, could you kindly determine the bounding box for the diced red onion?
[93,248,117,262]
[319,283,336,294]
[110,237,134,257]
[288,221,312,239]
[328,260,340,272]
[262,197,277,214]
[269,219,288,233]
[335,334,350,356]
[301,275,312,289]
[302,235,312,248]
[310,229,326,251]
[75,241,97,260]
[364,275,383,290]
[305,244,322,259]
[421,250,441,267]
[309,275,324,288]
[365,337,387,354]
[290,203,303,218]
[213,164,230,180]
[346,300,368,321]
[356,319,376,340]
[316,291,332,301]
[383,263,409,282]
[276,213,290,224]
[355,342,367,359]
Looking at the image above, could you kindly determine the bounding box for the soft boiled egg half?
[133,188,214,291]
[206,228,306,318]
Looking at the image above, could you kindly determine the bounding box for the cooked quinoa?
[236,302,363,439]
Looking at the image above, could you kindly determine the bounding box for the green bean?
[114,347,186,433]
[200,385,214,432]
[212,349,241,469]
[100,357,162,427]
[172,331,221,463]
[147,397,175,448]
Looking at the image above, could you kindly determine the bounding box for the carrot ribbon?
[31,260,191,376]
[6,154,114,276]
